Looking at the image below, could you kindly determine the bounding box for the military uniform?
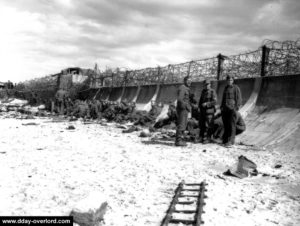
[90,100,102,119]
[113,101,129,123]
[154,104,177,129]
[65,98,74,116]
[198,87,217,142]
[221,83,242,145]
[212,111,246,141]
[134,103,162,127]
[103,104,117,121]
[119,101,131,115]
[190,94,199,120]
[175,84,191,145]
[55,89,68,115]
[123,102,137,122]
[72,101,90,119]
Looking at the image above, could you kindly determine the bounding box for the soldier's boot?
[175,140,187,147]
[202,133,211,144]
[194,136,203,144]
[202,138,210,144]
[224,137,235,147]
[175,130,187,147]
[224,142,233,148]
[211,137,222,144]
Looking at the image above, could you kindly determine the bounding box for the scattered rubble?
[0,98,49,117]
[22,122,39,126]
[66,125,76,130]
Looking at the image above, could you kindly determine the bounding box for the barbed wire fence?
[16,39,300,92]
[94,39,300,87]
[263,39,300,76]
[221,49,262,80]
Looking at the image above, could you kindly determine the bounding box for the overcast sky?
[0,0,299,82]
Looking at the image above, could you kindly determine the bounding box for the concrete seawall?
[73,74,300,150]
[237,74,300,151]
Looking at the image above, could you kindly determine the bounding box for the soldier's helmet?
[226,74,234,80]
[204,79,210,85]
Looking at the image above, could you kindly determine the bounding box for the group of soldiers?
[54,89,164,126]
[53,74,245,147]
[175,75,245,147]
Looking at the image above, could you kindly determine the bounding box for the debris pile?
[0,98,49,117]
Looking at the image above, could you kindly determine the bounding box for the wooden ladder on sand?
[161,181,207,226]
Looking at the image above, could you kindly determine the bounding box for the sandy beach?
[0,114,299,226]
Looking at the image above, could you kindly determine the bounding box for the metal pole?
[167,64,172,83]
[217,54,224,80]
[187,61,193,77]
[111,72,114,88]
[157,66,161,84]
[260,45,270,77]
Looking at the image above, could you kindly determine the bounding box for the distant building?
[52,67,93,90]
[0,81,14,90]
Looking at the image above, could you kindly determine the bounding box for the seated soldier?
[102,101,118,121]
[211,108,246,144]
[119,98,130,113]
[154,103,177,129]
[121,101,137,122]
[101,100,109,112]
[124,101,164,133]
[114,99,130,123]
[127,108,146,122]
[127,101,152,123]
[133,101,163,127]
[71,100,90,119]
[116,99,131,116]
[128,102,136,114]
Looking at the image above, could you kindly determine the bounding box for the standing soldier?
[65,97,74,116]
[198,79,217,144]
[221,75,242,147]
[55,89,67,115]
[175,76,192,146]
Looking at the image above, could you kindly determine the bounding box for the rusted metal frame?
[160,181,185,226]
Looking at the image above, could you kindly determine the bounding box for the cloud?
[0,0,299,82]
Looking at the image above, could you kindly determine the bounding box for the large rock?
[70,192,108,226]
